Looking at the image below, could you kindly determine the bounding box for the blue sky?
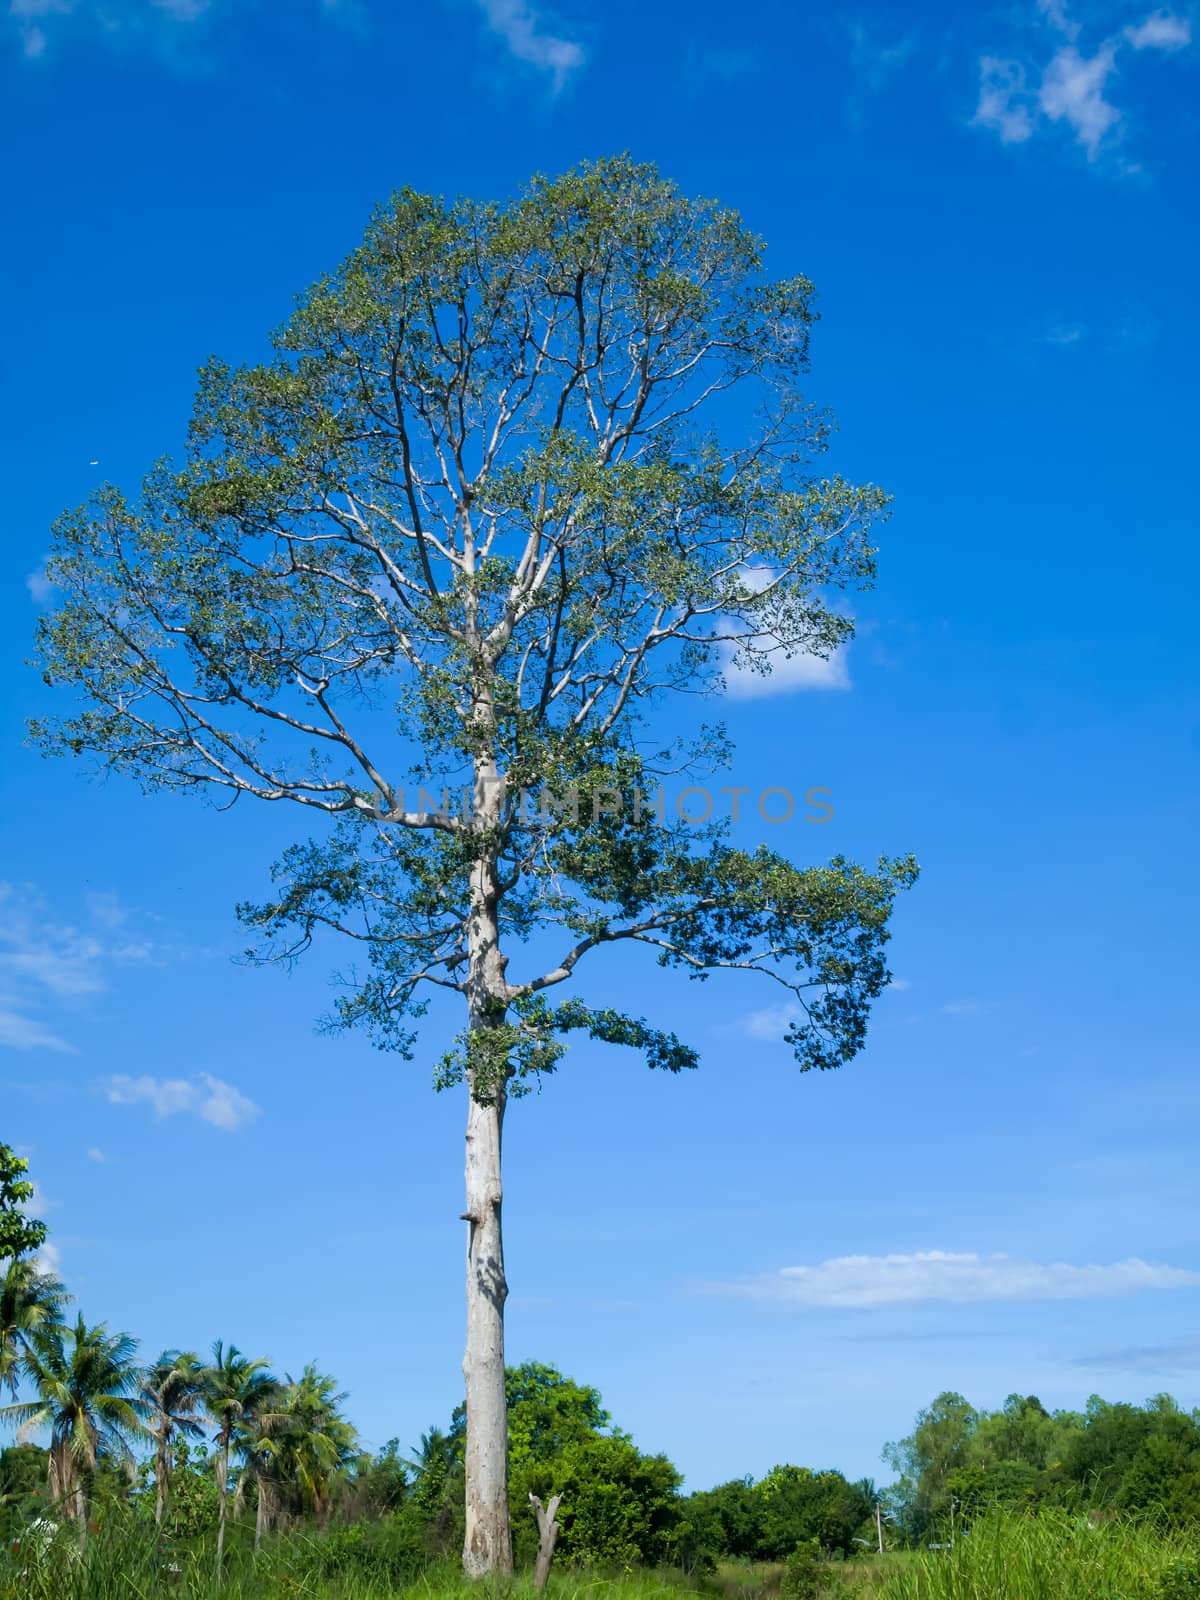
[2,0,1199,1489]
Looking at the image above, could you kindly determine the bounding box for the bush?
[780,1541,824,1600]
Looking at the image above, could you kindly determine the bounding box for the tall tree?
[32,157,915,1572]
[0,1314,147,1546]
[203,1341,279,1572]
[141,1349,206,1527]
[0,1145,46,1263]
[0,1257,68,1398]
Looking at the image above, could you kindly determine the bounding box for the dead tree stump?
[528,1492,562,1593]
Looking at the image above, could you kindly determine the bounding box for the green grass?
[875,1511,1200,1600]
[3,1513,1198,1600]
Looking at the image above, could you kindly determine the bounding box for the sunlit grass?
[876,1511,1200,1600]
[3,1511,1199,1599]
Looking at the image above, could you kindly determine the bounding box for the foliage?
[885,1389,1200,1539]
[30,155,915,1103]
[0,1146,46,1264]
[683,1467,875,1564]
[0,1257,68,1398]
[0,1314,148,1536]
[779,1541,823,1600]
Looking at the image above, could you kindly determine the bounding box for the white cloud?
[974,57,1037,143]
[974,6,1192,164]
[0,1007,75,1052]
[739,1001,802,1042]
[86,1146,107,1162]
[196,1072,259,1132]
[701,1250,1200,1309]
[1037,0,1080,39]
[475,0,584,91]
[26,567,54,603]
[724,645,851,698]
[1039,44,1121,158]
[35,1240,62,1277]
[105,1071,259,1132]
[1125,11,1191,50]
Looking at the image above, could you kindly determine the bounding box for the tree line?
[883,1389,1200,1540]
[7,1147,1198,1580]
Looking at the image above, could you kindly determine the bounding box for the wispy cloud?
[973,6,1192,164]
[940,997,984,1017]
[845,20,917,126]
[975,57,1038,144]
[1076,1334,1200,1373]
[738,1002,803,1042]
[0,883,200,1054]
[8,0,337,62]
[105,1072,260,1132]
[679,42,763,96]
[1045,322,1085,347]
[699,1250,1200,1309]
[0,1007,75,1053]
[474,0,584,91]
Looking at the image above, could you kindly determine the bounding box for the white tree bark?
[462,1077,511,1575]
[461,734,514,1576]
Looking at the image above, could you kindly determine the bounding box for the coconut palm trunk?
[215,1439,230,1572]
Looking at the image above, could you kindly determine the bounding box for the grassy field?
[4,1513,1198,1600]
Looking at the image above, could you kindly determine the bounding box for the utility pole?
[949,1498,957,1549]
[876,1501,884,1555]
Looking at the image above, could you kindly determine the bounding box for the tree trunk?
[215,1442,229,1574]
[155,1438,168,1528]
[254,1475,270,1552]
[529,1492,562,1593]
[462,1069,512,1575]
[461,771,514,1576]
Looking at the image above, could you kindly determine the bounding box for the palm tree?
[202,1340,279,1572]
[140,1349,206,1527]
[0,1314,147,1546]
[0,1256,68,1397]
[273,1365,359,1530]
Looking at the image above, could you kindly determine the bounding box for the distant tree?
[270,1364,360,1530]
[350,1436,409,1518]
[0,1256,68,1397]
[1062,1396,1157,1506]
[519,1433,683,1568]
[450,1361,615,1469]
[0,1145,46,1263]
[684,1476,764,1561]
[32,156,915,1573]
[202,1340,280,1571]
[883,1391,978,1541]
[140,1349,206,1527]
[757,1463,873,1557]
[0,1314,147,1547]
[404,1424,462,1534]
